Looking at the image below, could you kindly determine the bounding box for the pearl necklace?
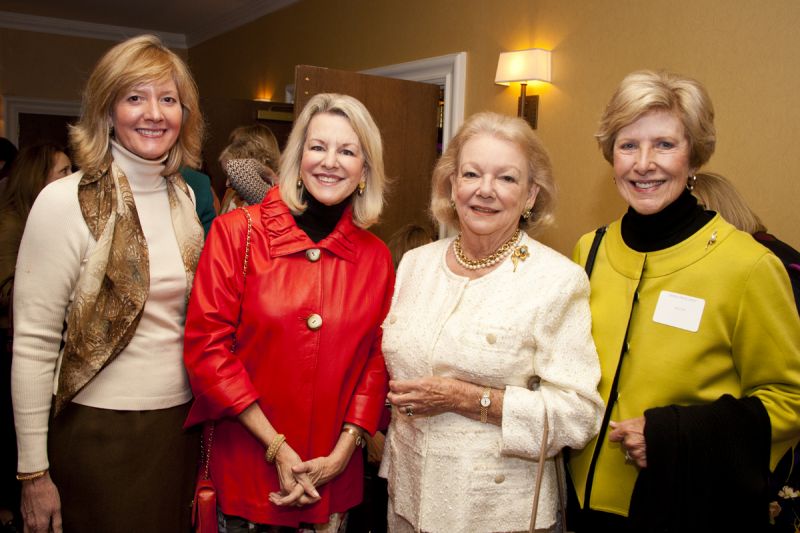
[453,229,522,270]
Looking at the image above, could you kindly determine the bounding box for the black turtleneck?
[293,190,350,243]
[620,188,714,252]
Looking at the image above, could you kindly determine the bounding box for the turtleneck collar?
[293,189,351,243]
[620,188,714,252]
[110,139,167,192]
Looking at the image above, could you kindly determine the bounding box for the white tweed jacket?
[379,235,603,533]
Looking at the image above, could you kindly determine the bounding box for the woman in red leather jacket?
[184,93,394,532]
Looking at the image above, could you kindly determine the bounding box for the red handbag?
[192,207,253,533]
[192,425,217,533]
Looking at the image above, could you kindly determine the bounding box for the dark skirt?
[48,400,199,533]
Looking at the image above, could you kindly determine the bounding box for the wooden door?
[295,65,440,243]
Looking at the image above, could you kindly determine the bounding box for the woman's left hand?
[608,416,647,468]
[269,455,338,507]
[289,455,345,489]
[387,377,459,417]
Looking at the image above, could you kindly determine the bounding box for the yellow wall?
[3,1,798,252]
[0,28,188,100]
[188,0,800,253]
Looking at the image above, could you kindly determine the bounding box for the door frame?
[361,52,466,152]
[2,96,81,145]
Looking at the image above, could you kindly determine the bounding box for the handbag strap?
[527,380,566,533]
[529,412,550,533]
[200,206,253,480]
[528,226,607,531]
[584,225,607,278]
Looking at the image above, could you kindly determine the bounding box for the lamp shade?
[495,48,551,84]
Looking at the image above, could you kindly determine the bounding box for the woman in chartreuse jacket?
[568,70,800,533]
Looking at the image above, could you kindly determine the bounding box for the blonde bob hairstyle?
[692,172,766,234]
[596,70,716,170]
[69,34,203,176]
[278,93,386,229]
[431,112,556,236]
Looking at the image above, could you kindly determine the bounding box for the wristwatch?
[480,388,492,423]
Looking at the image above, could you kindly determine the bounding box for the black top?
[620,188,714,252]
[293,190,350,243]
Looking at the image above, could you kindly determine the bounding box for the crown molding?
[185,0,299,47]
[0,11,187,48]
[0,0,299,50]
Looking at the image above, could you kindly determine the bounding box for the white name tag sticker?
[652,290,705,332]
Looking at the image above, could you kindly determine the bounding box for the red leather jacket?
[184,187,393,526]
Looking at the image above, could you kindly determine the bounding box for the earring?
[449,200,456,211]
[357,181,366,196]
[612,175,617,184]
[686,175,697,192]
[296,176,303,190]
[522,208,532,220]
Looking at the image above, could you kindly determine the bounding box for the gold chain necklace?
[453,229,522,270]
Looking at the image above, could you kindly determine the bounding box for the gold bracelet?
[16,470,47,481]
[342,426,365,448]
[264,433,286,463]
[479,388,492,424]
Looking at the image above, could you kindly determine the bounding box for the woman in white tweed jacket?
[380,112,603,533]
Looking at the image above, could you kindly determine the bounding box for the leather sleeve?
[183,208,260,427]
[343,248,394,435]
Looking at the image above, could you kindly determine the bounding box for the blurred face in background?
[46,151,72,184]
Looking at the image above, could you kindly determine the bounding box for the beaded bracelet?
[264,434,286,463]
[16,470,47,481]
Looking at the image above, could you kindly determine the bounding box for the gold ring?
[405,405,414,417]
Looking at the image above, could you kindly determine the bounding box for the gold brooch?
[705,230,718,249]
[511,245,529,272]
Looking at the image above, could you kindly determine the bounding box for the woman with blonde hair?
[184,93,393,532]
[380,111,603,533]
[569,70,800,532]
[219,123,281,213]
[692,172,799,314]
[12,35,204,532]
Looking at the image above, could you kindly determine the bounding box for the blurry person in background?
[180,165,217,235]
[0,142,71,532]
[692,171,799,314]
[691,171,800,532]
[218,123,281,213]
[0,138,17,182]
[347,223,433,533]
[386,223,434,269]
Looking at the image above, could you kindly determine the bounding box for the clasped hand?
[387,376,459,417]
[268,443,344,507]
[608,416,647,468]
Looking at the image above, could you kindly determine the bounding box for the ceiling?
[0,0,300,47]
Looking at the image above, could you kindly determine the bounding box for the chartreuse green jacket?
[568,214,800,517]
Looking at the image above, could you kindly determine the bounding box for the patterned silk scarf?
[54,162,203,415]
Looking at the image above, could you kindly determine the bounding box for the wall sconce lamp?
[495,48,551,129]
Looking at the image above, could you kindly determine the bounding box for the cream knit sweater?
[12,143,194,473]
